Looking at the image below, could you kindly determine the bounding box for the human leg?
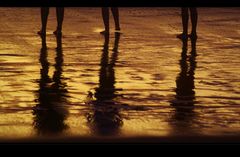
[54,7,64,35]
[38,7,49,36]
[111,7,120,31]
[177,7,189,39]
[101,7,110,34]
[189,7,198,39]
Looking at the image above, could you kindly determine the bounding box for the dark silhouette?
[177,7,198,40]
[38,7,64,36]
[101,7,121,35]
[86,32,123,136]
[170,37,197,134]
[33,33,69,135]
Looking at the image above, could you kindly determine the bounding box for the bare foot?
[53,29,62,36]
[188,33,198,40]
[115,29,122,34]
[115,27,121,32]
[177,33,188,40]
[100,30,109,35]
[37,30,46,37]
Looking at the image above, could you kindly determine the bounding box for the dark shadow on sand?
[170,37,198,134]
[33,34,69,135]
[86,33,123,136]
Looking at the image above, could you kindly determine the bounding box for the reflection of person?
[38,7,64,36]
[86,32,122,136]
[170,37,197,133]
[33,34,68,135]
[177,7,198,40]
[100,7,121,34]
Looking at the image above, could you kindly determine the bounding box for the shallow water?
[0,7,240,139]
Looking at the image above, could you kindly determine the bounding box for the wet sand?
[0,7,240,142]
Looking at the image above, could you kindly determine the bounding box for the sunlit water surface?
[0,7,240,139]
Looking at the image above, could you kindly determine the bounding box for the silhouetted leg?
[113,32,121,52]
[41,33,47,49]
[111,7,120,31]
[54,7,64,35]
[190,34,197,56]
[189,7,198,39]
[101,7,110,34]
[56,31,62,50]
[38,7,49,36]
[177,7,188,40]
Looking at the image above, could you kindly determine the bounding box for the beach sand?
[0,7,240,142]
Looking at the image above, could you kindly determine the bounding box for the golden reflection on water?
[0,113,33,139]
[0,8,240,139]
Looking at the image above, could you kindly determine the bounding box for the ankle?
[191,31,197,36]
[56,26,62,31]
[115,26,120,30]
[100,30,109,35]
[182,31,188,35]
